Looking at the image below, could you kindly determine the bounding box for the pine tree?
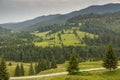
[103,44,118,71]
[20,64,24,76]
[67,49,79,75]
[14,64,20,76]
[46,59,51,69]
[51,57,57,69]
[34,63,38,74]
[37,61,42,73]
[29,63,34,75]
[0,58,9,80]
[8,62,12,66]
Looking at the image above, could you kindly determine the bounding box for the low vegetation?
[22,69,120,80]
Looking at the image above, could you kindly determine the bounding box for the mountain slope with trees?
[1,3,120,31]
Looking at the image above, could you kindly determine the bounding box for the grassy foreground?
[7,61,120,77]
[22,69,120,80]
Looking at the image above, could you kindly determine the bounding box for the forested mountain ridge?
[1,3,120,31]
[67,12,120,34]
[66,3,120,17]
[36,12,120,34]
[0,14,61,31]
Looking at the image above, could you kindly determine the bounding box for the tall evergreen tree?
[51,57,57,69]
[14,64,20,76]
[0,58,9,80]
[34,63,38,74]
[67,49,79,75]
[37,61,41,73]
[29,63,34,75]
[103,44,118,71]
[20,64,24,76]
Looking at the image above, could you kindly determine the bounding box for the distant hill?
[0,27,11,34]
[66,3,120,17]
[0,14,61,31]
[1,3,120,31]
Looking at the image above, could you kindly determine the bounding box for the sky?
[0,0,120,24]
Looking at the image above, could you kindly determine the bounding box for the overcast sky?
[0,0,120,24]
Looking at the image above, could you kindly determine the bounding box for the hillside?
[33,28,96,47]
[0,14,61,31]
[1,3,120,31]
[68,12,120,34]
[31,12,120,48]
[0,26,11,34]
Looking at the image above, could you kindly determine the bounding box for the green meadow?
[7,61,120,77]
[33,28,96,47]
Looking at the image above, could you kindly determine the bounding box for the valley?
[0,3,120,80]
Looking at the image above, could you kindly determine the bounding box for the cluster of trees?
[0,44,113,63]
[35,58,57,74]
[14,64,25,76]
[83,33,120,47]
[0,31,36,46]
[14,58,57,77]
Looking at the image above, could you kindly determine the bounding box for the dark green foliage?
[14,64,20,76]
[29,63,34,75]
[8,62,12,66]
[20,64,25,76]
[103,44,118,71]
[68,12,120,34]
[35,63,38,74]
[67,49,79,75]
[51,57,57,69]
[0,44,117,63]
[0,58,9,80]
[34,59,57,74]
[36,61,42,73]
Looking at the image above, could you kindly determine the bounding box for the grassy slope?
[34,28,96,47]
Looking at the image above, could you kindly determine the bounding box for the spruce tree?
[20,64,24,76]
[36,61,41,73]
[103,44,118,71]
[14,64,20,76]
[8,62,12,66]
[51,57,57,69]
[29,63,34,75]
[67,49,79,75]
[0,58,9,80]
[34,63,38,74]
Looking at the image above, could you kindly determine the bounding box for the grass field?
[8,61,120,77]
[33,27,97,47]
[39,61,120,75]
[7,62,30,77]
[22,69,120,80]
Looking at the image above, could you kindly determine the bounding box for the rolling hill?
[32,11,120,47]
[1,3,120,31]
